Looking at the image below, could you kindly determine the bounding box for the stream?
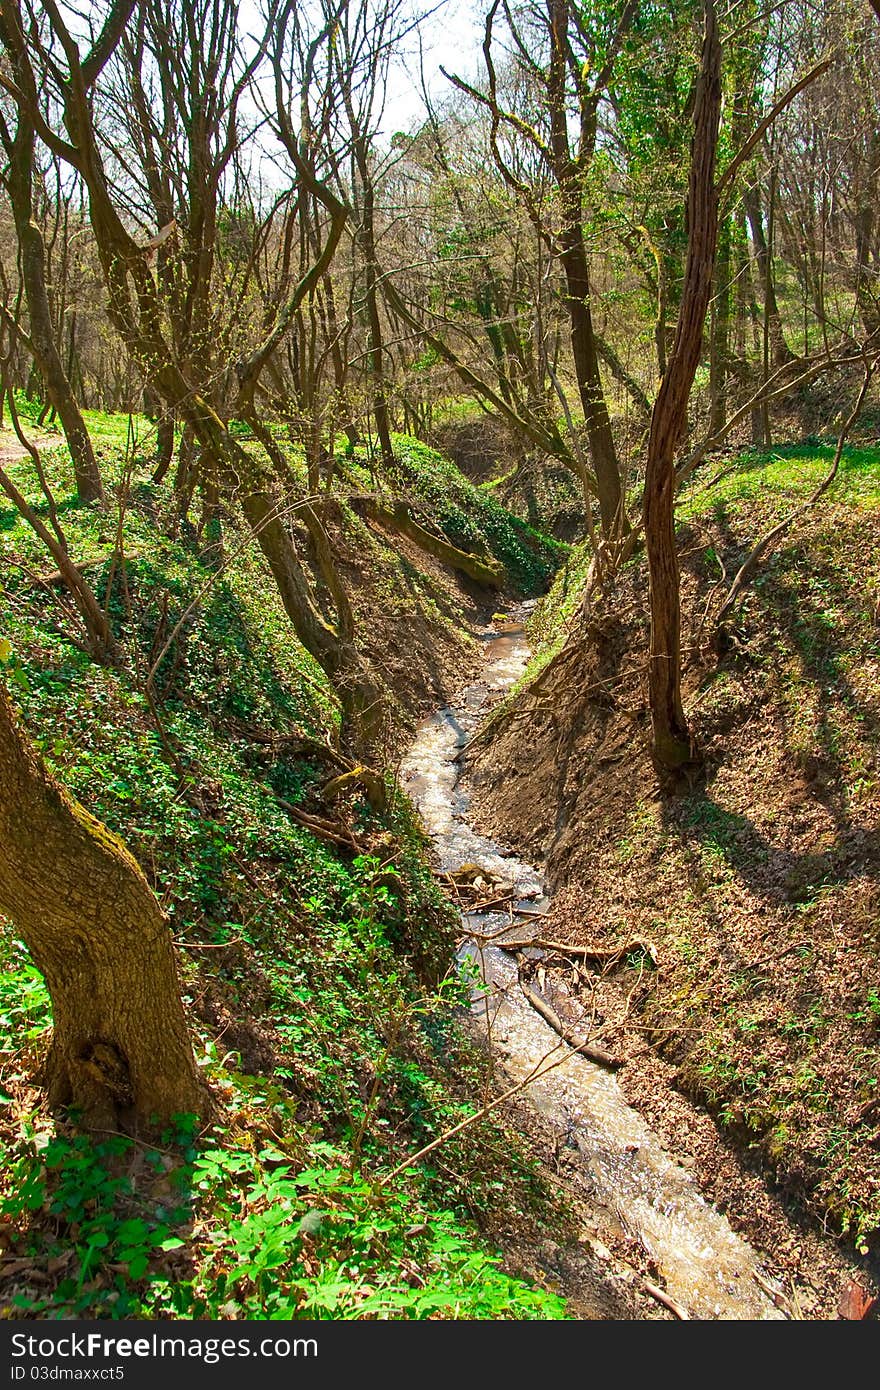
[401,602,786,1320]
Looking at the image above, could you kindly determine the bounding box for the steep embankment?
[431,416,588,544]
[0,414,584,1321]
[326,433,565,738]
[465,444,880,1300]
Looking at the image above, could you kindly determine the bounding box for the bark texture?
[0,680,206,1128]
[547,0,624,538]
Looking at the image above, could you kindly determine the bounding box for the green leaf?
[124,1252,150,1279]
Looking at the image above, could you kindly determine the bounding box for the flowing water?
[401,603,786,1320]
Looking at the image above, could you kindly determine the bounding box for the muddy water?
[401,604,785,1320]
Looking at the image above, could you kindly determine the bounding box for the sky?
[379,0,484,134]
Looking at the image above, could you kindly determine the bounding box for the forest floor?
[463,441,880,1318]
[0,428,64,467]
[1,411,878,1319]
[0,413,588,1322]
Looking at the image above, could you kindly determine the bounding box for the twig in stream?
[378,1001,628,1189]
[467,930,657,967]
[753,1270,795,1318]
[643,1280,690,1320]
[462,893,517,915]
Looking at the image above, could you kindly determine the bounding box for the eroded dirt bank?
[405,598,880,1319]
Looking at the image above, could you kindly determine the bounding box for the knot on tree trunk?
[78,1040,134,1108]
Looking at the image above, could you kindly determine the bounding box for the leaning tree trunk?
[643,1,721,791]
[0,680,206,1128]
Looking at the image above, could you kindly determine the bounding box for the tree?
[115,0,273,495]
[0,677,206,1128]
[643,0,721,789]
[0,7,103,503]
[443,0,638,540]
[0,0,384,753]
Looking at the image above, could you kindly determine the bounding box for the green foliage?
[0,939,51,1046]
[385,435,567,594]
[0,416,571,1319]
[0,1059,566,1320]
[681,442,880,520]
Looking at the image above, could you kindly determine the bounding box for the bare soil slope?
[464,448,880,1290]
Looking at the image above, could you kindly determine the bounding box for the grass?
[680,441,880,519]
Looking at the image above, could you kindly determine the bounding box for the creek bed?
[401,602,785,1320]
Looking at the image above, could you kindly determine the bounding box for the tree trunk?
[644,1,721,791]
[171,389,385,754]
[11,200,103,505]
[0,60,103,503]
[12,0,378,754]
[559,225,624,537]
[144,385,175,483]
[241,485,384,752]
[362,497,505,588]
[545,0,623,541]
[708,214,731,434]
[744,178,794,369]
[359,175,395,471]
[0,680,206,1129]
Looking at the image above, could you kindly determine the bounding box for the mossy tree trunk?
[0,680,206,1129]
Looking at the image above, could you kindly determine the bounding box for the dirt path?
[0,426,64,468]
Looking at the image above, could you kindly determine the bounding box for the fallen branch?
[744,940,803,971]
[322,764,387,812]
[359,496,505,588]
[674,346,866,492]
[474,931,657,966]
[519,979,625,1070]
[229,721,350,767]
[172,935,246,950]
[753,1270,795,1318]
[37,549,146,584]
[378,999,625,1189]
[276,798,361,850]
[462,893,517,915]
[536,935,656,964]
